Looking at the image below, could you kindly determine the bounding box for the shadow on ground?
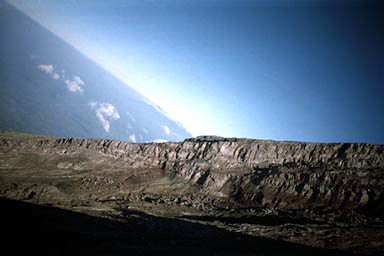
[0,197,362,256]
[179,213,325,226]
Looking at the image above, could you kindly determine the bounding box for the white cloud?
[96,112,110,132]
[127,123,133,129]
[52,73,60,80]
[129,134,136,143]
[37,64,60,80]
[154,139,168,143]
[99,103,120,119]
[162,125,171,136]
[37,64,62,80]
[142,128,148,134]
[73,76,84,85]
[65,76,85,93]
[65,79,83,93]
[37,64,54,74]
[37,64,84,92]
[89,102,120,133]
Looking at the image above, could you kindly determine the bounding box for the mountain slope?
[0,131,383,255]
[0,1,191,142]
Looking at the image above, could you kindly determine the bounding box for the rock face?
[1,132,383,217]
[1,131,384,255]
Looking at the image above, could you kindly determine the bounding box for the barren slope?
[0,131,383,255]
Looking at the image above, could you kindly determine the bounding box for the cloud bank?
[89,102,120,133]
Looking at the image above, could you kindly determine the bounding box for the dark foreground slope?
[0,131,383,255]
[1,197,349,256]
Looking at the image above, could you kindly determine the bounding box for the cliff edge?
[1,131,383,216]
[1,131,384,255]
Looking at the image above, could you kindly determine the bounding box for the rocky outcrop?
[1,132,383,216]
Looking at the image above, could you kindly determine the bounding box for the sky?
[6,0,384,143]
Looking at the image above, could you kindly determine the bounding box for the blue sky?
[7,0,384,143]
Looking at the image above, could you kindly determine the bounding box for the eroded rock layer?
[1,132,383,217]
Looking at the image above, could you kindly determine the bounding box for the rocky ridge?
[1,132,383,217]
[2,131,384,255]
